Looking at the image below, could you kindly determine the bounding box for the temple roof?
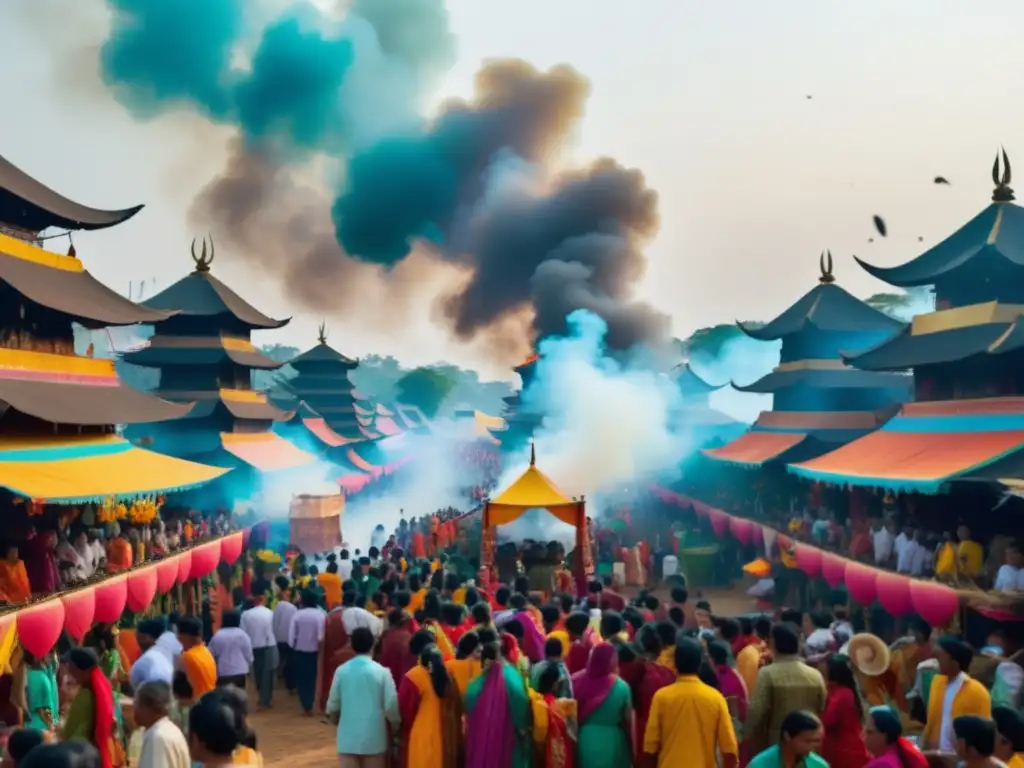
[738,253,904,342]
[141,238,289,330]
[0,152,143,232]
[734,364,912,394]
[122,333,283,370]
[0,232,176,328]
[288,343,358,370]
[157,388,294,423]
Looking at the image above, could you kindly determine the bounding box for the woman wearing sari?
[399,647,464,768]
[531,662,576,768]
[377,609,418,689]
[446,632,483,698]
[62,648,121,768]
[630,626,676,767]
[572,642,632,768]
[465,642,533,768]
[422,593,455,661]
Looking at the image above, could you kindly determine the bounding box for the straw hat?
[845,633,891,678]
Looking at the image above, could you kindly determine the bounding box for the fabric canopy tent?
[0,435,229,503]
[482,445,592,593]
[703,430,808,467]
[220,432,317,473]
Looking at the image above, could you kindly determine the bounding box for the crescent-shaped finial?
[1002,147,1012,185]
[993,149,1016,203]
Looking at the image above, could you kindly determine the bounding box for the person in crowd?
[0,544,31,604]
[176,617,217,701]
[399,647,463,768]
[186,691,246,768]
[62,648,121,768]
[20,742,100,768]
[446,631,483,699]
[133,681,190,768]
[420,593,455,660]
[993,705,1024,768]
[23,652,56,733]
[863,706,929,768]
[239,585,278,710]
[628,625,676,766]
[205,686,262,766]
[319,593,354,714]
[530,662,577,768]
[377,609,418,690]
[953,715,1003,768]
[737,617,771,696]
[318,560,343,611]
[3,728,46,768]
[957,525,985,581]
[749,710,827,768]
[465,641,532,768]
[326,627,400,768]
[207,609,253,689]
[746,623,827,754]
[820,655,870,768]
[530,637,573,700]
[921,637,992,751]
[169,672,192,740]
[573,641,632,768]
[642,636,737,768]
[155,616,183,666]
[340,590,384,639]
[289,589,326,716]
[131,620,174,691]
[561,612,595,675]
[803,612,837,662]
[271,576,297,694]
[708,640,748,742]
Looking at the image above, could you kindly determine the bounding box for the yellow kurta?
[935,543,957,578]
[406,666,444,768]
[445,657,482,698]
[958,540,984,577]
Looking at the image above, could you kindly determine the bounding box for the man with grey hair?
[134,681,190,768]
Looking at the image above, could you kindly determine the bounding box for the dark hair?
[810,611,833,630]
[327,562,338,574]
[513,576,530,595]
[636,624,662,656]
[456,632,480,660]
[541,605,561,630]
[564,611,590,637]
[695,600,711,612]
[172,669,193,700]
[480,642,500,663]
[189,691,245,756]
[909,616,932,642]
[600,611,624,640]
[738,616,753,635]
[7,727,45,764]
[477,628,498,646]
[19,742,99,768]
[421,647,449,698]
[558,594,574,614]
[717,618,740,641]
[409,629,436,657]
[707,640,731,667]
[393,590,412,609]
[351,627,375,655]
[463,587,480,608]
[494,586,511,607]
[408,574,421,591]
[994,705,1024,752]
[544,637,563,659]
[670,586,688,604]
[953,715,996,756]
[471,603,491,625]
[510,594,527,611]
[780,609,802,626]
[441,602,464,627]
[674,637,703,675]
[177,616,203,637]
[655,621,677,649]
[342,591,357,608]
[780,710,822,741]
[137,618,165,639]
[622,607,645,631]
[301,589,319,608]
[868,706,903,745]
[772,623,800,655]
[754,617,772,639]
[937,637,973,672]
[505,619,524,641]
[222,609,242,629]
[536,662,562,695]
[667,606,685,627]
[826,656,864,721]
[67,647,99,672]
[274,575,290,591]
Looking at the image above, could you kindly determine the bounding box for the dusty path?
[252,585,755,767]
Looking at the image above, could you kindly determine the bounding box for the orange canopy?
[703,431,807,466]
[220,432,316,472]
[488,445,579,526]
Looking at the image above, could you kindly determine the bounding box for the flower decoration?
[255,549,282,566]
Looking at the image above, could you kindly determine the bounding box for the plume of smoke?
[694,335,780,423]
[256,460,342,518]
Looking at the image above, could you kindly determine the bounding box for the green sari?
[63,687,95,742]
[465,662,532,768]
[576,678,631,768]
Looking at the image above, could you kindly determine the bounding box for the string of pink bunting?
[13,530,247,660]
[651,487,959,627]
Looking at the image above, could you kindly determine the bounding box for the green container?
[681,544,720,588]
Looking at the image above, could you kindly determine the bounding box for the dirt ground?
[251,584,755,767]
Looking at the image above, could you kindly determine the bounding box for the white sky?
[1,0,1019,379]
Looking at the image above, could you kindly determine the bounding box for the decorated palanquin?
[288,493,343,554]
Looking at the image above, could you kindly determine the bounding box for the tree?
[681,322,763,364]
[394,367,456,418]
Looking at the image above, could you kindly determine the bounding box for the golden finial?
[317,321,328,345]
[190,235,215,273]
[818,250,835,284]
[992,148,1014,202]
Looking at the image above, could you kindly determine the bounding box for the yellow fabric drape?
[487,502,580,527]
[0,621,18,674]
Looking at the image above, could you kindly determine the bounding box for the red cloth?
[821,684,871,768]
[398,674,420,768]
[23,534,58,594]
[318,611,352,711]
[377,625,416,690]
[631,660,676,767]
[565,638,592,675]
[89,666,116,768]
[600,590,626,612]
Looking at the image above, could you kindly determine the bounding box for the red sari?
[533,693,576,768]
[821,684,871,768]
[377,624,417,689]
[318,610,353,711]
[631,659,676,766]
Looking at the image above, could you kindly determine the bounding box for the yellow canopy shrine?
[482,445,592,593]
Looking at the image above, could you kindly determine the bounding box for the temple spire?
[317,320,328,345]
[818,250,835,284]
[190,235,215,273]
[993,148,1015,202]
[530,441,536,466]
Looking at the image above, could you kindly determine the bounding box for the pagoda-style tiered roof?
[704,252,910,468]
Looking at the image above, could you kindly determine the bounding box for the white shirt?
[240,605,277,648]
[873,527,894,565]
[340,607,384,639]
[939,672,965,752]
[130,647,173,691]
[894,532,909,561]
[155,632,182,665]
[138,716,191,768]
[996,564,1021,593]
[338,559,353,581]
[897,540,929,576]
[90,539,106,567]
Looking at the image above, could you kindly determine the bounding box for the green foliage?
[679,322,763,364]
[394,367,456,418]
[864,292,913,318]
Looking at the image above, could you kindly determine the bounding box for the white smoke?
[697,335,780,424]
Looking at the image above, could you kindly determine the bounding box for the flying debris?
[868,238,874,243]
[805,95,813,100]
[934,176,950,185]
[918,236,924,242]
[872,215,887,237]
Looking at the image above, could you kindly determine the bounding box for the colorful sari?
[423,620,455,661]
[377,623,417,689]
[399,665,463,768]
[530,691,576,768]
[514,611,547,663]
[63,667,120,768]
[446,657,482,699]
[465,661,533,768]
[631,659,676,766]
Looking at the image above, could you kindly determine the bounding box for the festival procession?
[4,2,1024,768]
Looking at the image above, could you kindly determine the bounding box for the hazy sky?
[1,0,1019,379]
